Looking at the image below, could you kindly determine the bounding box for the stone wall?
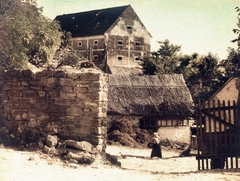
[0,68,108,152]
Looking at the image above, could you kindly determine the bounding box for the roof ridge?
[56,4,130,17]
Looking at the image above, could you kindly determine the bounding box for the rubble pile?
[38,135,97,165]
[107,118,151,148]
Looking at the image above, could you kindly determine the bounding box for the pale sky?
[37,0,239,60]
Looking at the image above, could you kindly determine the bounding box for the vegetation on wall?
[0,0,62,69]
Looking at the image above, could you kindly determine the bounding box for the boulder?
[64,151,94,164]
[43,145,51,154]
[49,147,60,156]
[38,140,44,149]
[45,135,58,148]
[66,140,94,153]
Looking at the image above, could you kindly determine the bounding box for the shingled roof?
[107,74,195,117]
[55,5,130,37]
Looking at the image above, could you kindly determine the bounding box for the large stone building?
[55,5,152,73]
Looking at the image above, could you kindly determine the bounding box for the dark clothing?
[150,144,162,158]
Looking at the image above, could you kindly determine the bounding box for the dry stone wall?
[0,68,108,152]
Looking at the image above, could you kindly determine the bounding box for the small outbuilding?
[107,74,195,145]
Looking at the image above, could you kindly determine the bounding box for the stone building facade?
[55,5,152,73]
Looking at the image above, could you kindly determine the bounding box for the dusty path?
[0,145,240,181]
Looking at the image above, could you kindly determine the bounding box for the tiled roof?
[55,5,130,37]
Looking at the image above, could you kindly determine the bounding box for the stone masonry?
[0,68,108,152]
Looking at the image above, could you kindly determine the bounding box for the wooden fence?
[196,100,240,170]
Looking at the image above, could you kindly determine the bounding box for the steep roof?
[206,77,235,103]
[108,66,143,75]
[55,5,130,37]
[107,74,195,117]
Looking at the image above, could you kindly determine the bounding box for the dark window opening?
[93,55,98,61]
[94,40,98,45]
[126,25,132,30]
[117,40,123,46]
[135,57,140,61]
[135,42,141,47]
[77,41,82,47]
[117,56,123,61]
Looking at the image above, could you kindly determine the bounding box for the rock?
[64,151,95,164]
[45,135,58,148]
[66,140,94,152]
[49,148,59,156]
[43,145,51,154]
[38,141,44,149]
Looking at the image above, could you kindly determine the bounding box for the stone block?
[66,140,94,152]
[97,112,107,118]
[19,103,35,109]
[6,69,18,76]
[59,78,76,86]
[38,140,44,149]
[28,118,40,127]
[2,85,11,91]
[37,91,45,97]
[75,87,88,93]
[22,90,38,97]
[79,73,100,81]
[5,78,18,85]
[45,135,58,148]
[7,90,21,97]
[99,92,108,102]
[60,92,76,99]
[66,107,83,116]
[96,145,103,152]
[47,78,56,86]
[53,71,66,78]
[61,86,73,93]
[92,126,107,135]
[35,70,53,78]
[90,82,100,88]
[46,104,66,113]
[43,145,51,153]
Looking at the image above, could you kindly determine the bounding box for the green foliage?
[141,39,181,74]
[0,0,62,69]
[231,6,240,49]
[141,7,240,103]
[141,39,238,103]
[183,53,225,102]
[54,31,87,68]
[218,47,240,78]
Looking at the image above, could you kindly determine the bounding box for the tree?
[218,47,240,78]
[0,0,62,69]
[232,6,240,50]
[182,53,225,102]
[141,39,181,74]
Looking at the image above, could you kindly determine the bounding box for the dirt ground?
[0,144,240,181]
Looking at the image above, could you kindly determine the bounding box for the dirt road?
[0,145,239,181]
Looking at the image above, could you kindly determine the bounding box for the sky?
[37,0,239,60]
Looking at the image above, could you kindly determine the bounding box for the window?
[93,55,98,61]
[117,40,123,46]
[134,56,140,62]
[117,56,123,61]
[135,42,141,47]
[77,41,82,47]
[94,40,98,45]
[126,25,132,30]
